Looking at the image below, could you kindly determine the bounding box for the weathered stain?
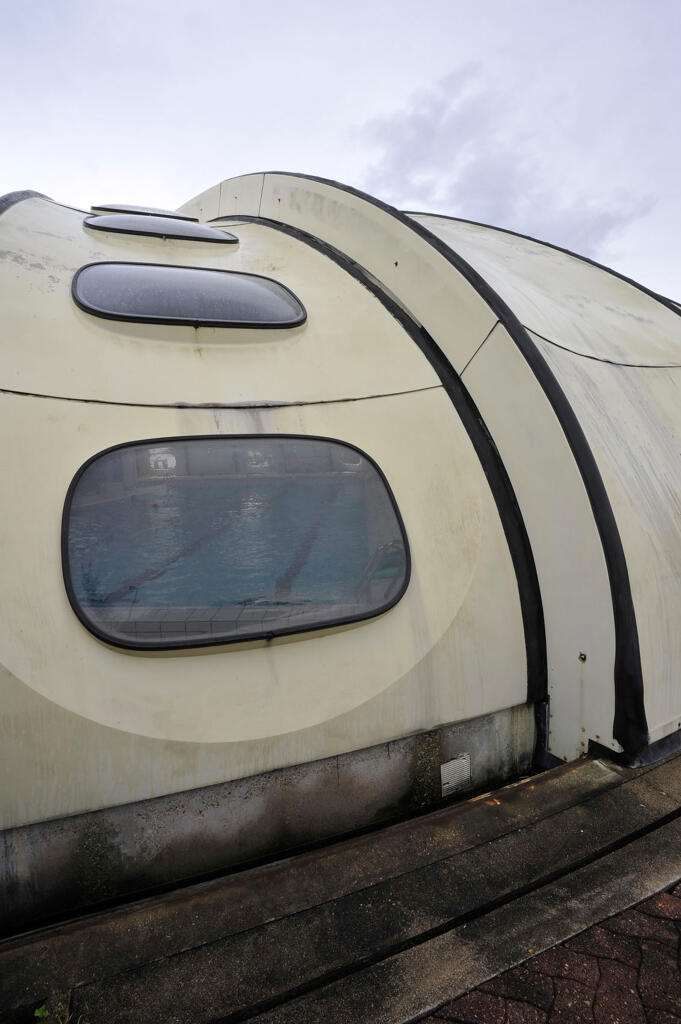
[408,729,444,810]
[1,706,535,934]
[70,818,125,905]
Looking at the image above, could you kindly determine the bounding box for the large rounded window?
[63,436,410,649]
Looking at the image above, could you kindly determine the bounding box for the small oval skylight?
[90,203,198,222]
[85,214,237,244]
[72,263,306,328]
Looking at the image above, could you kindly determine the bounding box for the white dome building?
[2,173,680,931]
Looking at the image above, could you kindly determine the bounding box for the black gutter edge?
[532,698,563,771]
[590,724,681,768]
[254,171,648,758]
[0,190,50,218]
[219,213,547,729]
[403,210,681,320]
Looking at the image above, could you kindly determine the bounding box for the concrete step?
[250,817,681,1024]
[2,753,681,1023]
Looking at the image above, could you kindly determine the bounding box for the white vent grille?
[440,753,471,797]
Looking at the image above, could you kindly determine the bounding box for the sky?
[1,0,679,296]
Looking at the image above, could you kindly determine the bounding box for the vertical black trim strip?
[252,172,646,755]
[218,214,547,715]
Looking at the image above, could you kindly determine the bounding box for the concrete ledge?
[4,752,679,1022]
[254,816,681,1024]
[0,703,533,935]
[0,756,624,1016]
[57,764,678,1023]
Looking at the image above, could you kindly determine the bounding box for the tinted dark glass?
[73,263,306,327]
[85,215,238,244]
[64,437,409,649]
[91,203,198,221]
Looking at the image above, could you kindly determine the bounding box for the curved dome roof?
[407,214,681,367]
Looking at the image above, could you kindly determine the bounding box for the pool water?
[69,476,374,611]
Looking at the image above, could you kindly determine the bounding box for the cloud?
[357,67,654,258]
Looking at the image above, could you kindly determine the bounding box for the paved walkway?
[424,881,681,1024]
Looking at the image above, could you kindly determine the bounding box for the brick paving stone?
[603,908,679,947]
[481,966,554,1010]
[433,990,506,1023]
[564,925,642,969]
[527,947,599,989]
[638,939,681,1014]
[420,882,681,1024]
[642,893,681,921]
[506,999,548,1023]
[646,1011,681,1024]
[548,977,596,1023]
[593,959,645,1024]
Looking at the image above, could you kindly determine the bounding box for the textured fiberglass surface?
[65,438,408,647]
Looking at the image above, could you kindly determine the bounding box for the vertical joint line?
[460,319,500,377]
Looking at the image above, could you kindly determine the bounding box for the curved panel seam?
[460,319,500,375]
[522,327,681,370]
[218,212,547,715]
[258,172,646,756]
[0,385,442,410]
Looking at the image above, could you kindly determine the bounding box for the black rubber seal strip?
[61,433,411,652]
[0,190,49,218]
[403,211,681,319]
[244,172,647,756]
[217,214,547,711]
[590,722,681,767]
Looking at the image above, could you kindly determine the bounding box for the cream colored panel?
[536,336,681,744]
[179,174,264,221]
[411,215,681,367]
[0,386,524,757]
[181,174,498,371]
[463,324,616,759]
[0,199,437,404]
[0,444,526,828]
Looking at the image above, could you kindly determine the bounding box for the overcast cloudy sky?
[1,0,679,295]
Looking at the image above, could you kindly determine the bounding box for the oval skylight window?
[72,263,306,328]
[85,214,238,244]
[90,203,198,222]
